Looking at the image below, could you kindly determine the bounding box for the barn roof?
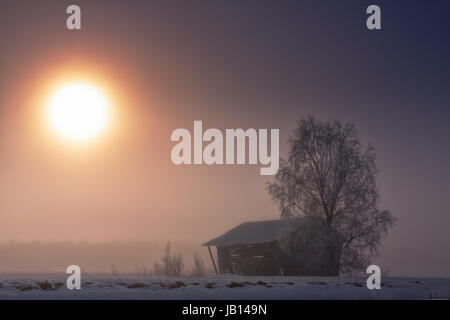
[202,218,312,246]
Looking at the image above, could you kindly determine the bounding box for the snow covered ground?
[0,274,448,300]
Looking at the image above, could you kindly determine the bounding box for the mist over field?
[0,241,213,274]
[0,240,448,277]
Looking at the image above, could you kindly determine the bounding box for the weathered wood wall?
[217,242,283,276]
[216,240,341,276]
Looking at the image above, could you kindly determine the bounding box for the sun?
[47,82,111,142]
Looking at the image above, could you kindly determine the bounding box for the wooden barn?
[203,218,342,276]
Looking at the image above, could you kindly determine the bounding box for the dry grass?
[167,281,186,289]
[127,282,147,289]
[226,281,245,288]
[36,281,57,291]
[16,284,37,291]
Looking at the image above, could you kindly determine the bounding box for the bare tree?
[267,117,396,274]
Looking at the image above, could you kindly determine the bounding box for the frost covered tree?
[267,117,396,274]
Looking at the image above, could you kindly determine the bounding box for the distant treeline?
[0,241,210,274]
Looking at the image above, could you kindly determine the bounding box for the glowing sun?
[47,82,111,142]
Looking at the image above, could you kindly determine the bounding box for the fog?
[0,1,449,277]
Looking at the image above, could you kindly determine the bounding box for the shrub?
[110,264,119,276]
[153,241,184,277]
[190,252,206,277]
[134,259,151,276]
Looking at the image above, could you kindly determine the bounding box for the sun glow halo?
[47,82,111,142]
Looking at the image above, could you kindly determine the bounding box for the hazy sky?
[0,1,449,276]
